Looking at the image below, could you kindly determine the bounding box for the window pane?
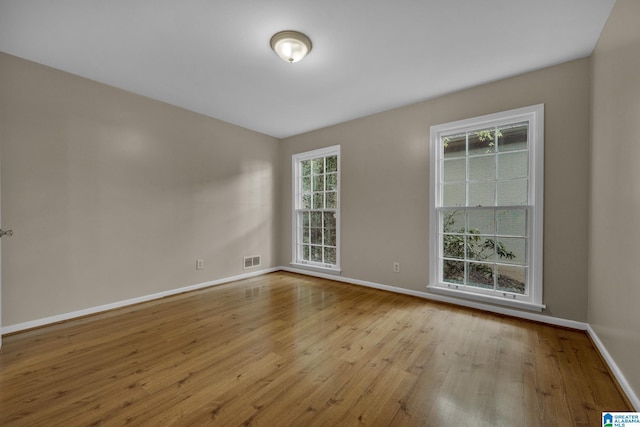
[497,179,528,205]
[312,158,324,174]
[302,176,311,192]
[496,237,526,265]
[466,236,495,262]
[325,229,336,246]
[310,212,322,228]
[302,194,312,209]
[443,234,464,259]
[326,192,337,208]
[443,158,466,182]
[324,247,336,264]
[326,173,337,190]
[442,209,465,233]
[326,155,338,172]
[323,212,336,229]
[300,228,309,243]
[443,133,466,159]
[467,210,495,235]
[311,246,323,262]
[313,193,324,209]
[443,182,466,207]
[469,155,495,181]
[468,182,495,207]
[313,175,324,192]
[300,211,310,228]
[467,262,494,289]
[443,260,464,283]
[498,122,528,152]
[496,265,526,294]
[302,244,310,260]
[469,129,496,156]
[302,160,312,176]
[310,228,322,244]
[496,209,527,236]
[498,152,528,180]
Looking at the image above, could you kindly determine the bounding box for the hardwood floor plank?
[0,272,632,426]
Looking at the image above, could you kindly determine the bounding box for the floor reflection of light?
[243,286,263,299]
[433,394,476,425]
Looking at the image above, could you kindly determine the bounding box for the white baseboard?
[2,267,279,335]
[587,325,640,410]
[281,266,588,330]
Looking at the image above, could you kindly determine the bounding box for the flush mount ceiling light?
[270,30,312,63]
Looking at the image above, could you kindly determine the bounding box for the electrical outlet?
[393,262,400,273]
[196,259,204,270]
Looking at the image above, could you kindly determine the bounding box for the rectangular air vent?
[243,255,261,269]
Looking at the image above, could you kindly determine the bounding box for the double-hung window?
[429,105,544,311]
[292,145,340,271]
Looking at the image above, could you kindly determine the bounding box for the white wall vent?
[243,255,261,269]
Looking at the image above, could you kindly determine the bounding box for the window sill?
[290,262,342,276]
[427,285,545,312]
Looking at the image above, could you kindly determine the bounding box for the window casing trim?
[291,145,341,271]
[429,105,544,310]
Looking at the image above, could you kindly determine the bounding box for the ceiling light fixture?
[270,30,312,64]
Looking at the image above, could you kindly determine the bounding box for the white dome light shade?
[270,31,312,63]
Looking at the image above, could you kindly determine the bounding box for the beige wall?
[589,0,640,403]
[280,58,592,321]
[0,52,280,326]
[0,53,593,325]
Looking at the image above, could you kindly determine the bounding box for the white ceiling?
[0,0,615,139]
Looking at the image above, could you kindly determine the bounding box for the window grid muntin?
[438,206,530,296]
[437,119,533,298]
[439,124,530,209]
[293,148,340,269]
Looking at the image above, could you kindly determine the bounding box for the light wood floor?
[0,272,631,426]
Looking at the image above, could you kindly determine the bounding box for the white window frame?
[291,145,341,272]
[429,105,545,311]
